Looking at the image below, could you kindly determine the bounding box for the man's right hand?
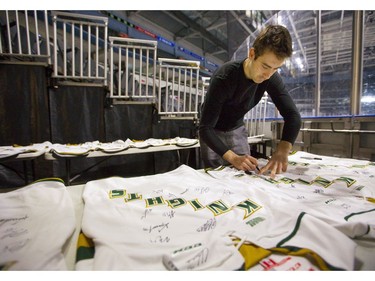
[223,150,258,171]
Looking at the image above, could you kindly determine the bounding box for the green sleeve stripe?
[344,208,375,221]
[276,212,305,247]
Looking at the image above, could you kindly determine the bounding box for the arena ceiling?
[123,10,375,76]
[124,10,277,64]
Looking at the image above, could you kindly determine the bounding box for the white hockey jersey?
[0,179,76,270]
[77,152,375,270]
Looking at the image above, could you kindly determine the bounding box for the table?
[44,137,270,186]
[44,143,201,185]
[0,150,45,185]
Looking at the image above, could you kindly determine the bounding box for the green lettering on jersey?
[261,177,279,184]
[335,177,356,187]
[206,200,230,216]
[234,199,262,219]
[246,216,265,227]
[109,189,126,199]
[166,198,187,208]
[125,193,142,202]
[314,176,333,188]
[189,199,205,211]
[297,178,313,185]
[279,177,295,184]
[145,196,165,208]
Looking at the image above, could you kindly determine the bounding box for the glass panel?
[320,10,353,116]
[361,10,375,115]
[278,11,317,117]
[232,10,359,118]
[232,10,318,118]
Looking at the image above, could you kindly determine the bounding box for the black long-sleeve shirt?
[199,59,302,157]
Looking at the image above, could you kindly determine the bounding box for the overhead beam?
[168,11,228,52]
[229,11,257,40]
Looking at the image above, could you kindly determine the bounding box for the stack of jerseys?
[49,140,133,156]
[76,151,375,271]
[0,141,52,160]
[0,137,199,159]
[0,179,76,270]
[49,137,199,156]
[127,137,198,148]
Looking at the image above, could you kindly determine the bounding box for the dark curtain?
[0,64,51,187]
[152,118,199,171]
[0,64,50,146]
[48,85,107,182]
[102,103,155,178]
[49,86,106,144]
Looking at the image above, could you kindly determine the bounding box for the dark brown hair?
[252,25,293,60]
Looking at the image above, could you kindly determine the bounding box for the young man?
[199,25,301,179]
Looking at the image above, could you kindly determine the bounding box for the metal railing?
[109,37,157,101]
[51,11,108,85]
[158,58,202,118]
[0,10,50,63]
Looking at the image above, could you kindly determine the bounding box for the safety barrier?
[157,58,202,118]
[51,11,108,85]
[109,37,157,101]
[0,10,50,63]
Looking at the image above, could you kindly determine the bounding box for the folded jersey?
[50,144,91,156]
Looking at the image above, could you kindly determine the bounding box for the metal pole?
[351,11,364,116]
[315,10,321,117]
